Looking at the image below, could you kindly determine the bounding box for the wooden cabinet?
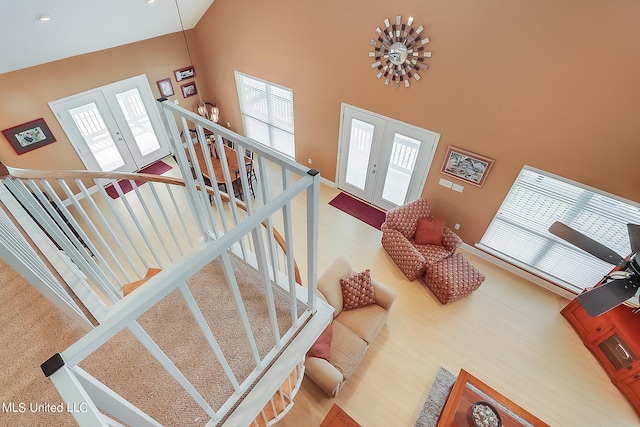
[618,370,640,406]
[562,298,613,343]
[562,297,640,415]
[587,332,639,380]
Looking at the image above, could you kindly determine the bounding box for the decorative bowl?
[468,401,502,427]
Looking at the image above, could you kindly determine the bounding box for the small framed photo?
[174,66,195,82]
[156,78,174,97]
[2,118,57,155]
[180,82,198,98]
[441,146,494,187]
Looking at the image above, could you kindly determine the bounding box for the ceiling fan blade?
[577,278,638,317]
[628,224,640,254]
[549,222,625,266]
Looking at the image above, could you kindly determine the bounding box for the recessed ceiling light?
[38,15,50,22]
[147,0,155,3]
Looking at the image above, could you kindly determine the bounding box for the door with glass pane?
[337,104,439,211]
[50,75,169,172]
[337,108,386,202]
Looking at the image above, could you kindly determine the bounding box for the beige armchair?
[381,198,462,281]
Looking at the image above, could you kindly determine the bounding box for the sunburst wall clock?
[369,15,431,88]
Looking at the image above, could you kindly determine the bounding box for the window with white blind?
[477,166,640,293]
[235,71,295,158]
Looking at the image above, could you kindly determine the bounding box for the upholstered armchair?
[381,198,462,281]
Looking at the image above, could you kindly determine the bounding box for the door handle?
[616,343,631,360]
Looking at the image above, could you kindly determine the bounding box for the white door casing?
[50,75,170,173]
[337,103,439,211]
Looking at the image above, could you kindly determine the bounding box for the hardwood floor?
[277,181,640,427]
[9,156,637,426]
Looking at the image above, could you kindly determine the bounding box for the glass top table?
[437,369,549,427]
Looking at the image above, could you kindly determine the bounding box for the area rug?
[414,367,457,427]
[328,192,386,230]
[105,160,172,199]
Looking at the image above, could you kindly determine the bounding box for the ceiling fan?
[549,222,640,317]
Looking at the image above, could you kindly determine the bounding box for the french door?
[337,104,440,211]
[50,75,170,172]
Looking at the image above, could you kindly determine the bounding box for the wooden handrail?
[0,165,302,285]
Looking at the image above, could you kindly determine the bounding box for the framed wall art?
[180,82,198,98]
[156,78,174,97]
[441,146,494,187]
[174,66,195,82]
[2,118,57,155]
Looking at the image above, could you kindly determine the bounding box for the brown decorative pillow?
[415,217,444,245]
[306,324,333,361]
[340,269,376,310]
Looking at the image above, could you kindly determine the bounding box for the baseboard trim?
[460,243,575,300]
[320,176,336,188]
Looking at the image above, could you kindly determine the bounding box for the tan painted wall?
[1,1,639,245]
[190,0,640,243]
[0,32,195,172]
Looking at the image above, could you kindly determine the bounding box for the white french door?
[337,104,440,211]
[50,75,170,172]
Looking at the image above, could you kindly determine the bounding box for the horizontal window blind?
[478,166,640,293]
[235,71,295,157]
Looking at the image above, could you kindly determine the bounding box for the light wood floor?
[8,157,638,426]
[277,182,640,427]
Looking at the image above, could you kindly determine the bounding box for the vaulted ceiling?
[0,0,215,74]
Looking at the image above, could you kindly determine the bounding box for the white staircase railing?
[0,100,333,426]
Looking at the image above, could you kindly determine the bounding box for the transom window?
[477,166,640,293]
[235,71,295,158]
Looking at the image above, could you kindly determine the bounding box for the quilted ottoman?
[423,253,485,304]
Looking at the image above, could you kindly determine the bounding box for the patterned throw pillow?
[340,269,376,310]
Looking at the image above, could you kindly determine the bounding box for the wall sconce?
[197,102,220,123]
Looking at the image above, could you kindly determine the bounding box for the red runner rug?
[328,192,386,230]
[105,160,172,199]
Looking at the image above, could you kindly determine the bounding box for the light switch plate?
[439,178,453,188]
[452,183,464,192]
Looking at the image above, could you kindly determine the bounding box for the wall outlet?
[173,99,179,105]
[308,158,312,164]
[454,223,461,230]
[226,122,231,128]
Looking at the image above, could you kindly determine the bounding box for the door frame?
[50,89,136,172]
[336,107,387,203]
[49,74,170,172]
[336,103,440,210]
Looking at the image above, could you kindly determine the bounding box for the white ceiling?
[0,0,215,75]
